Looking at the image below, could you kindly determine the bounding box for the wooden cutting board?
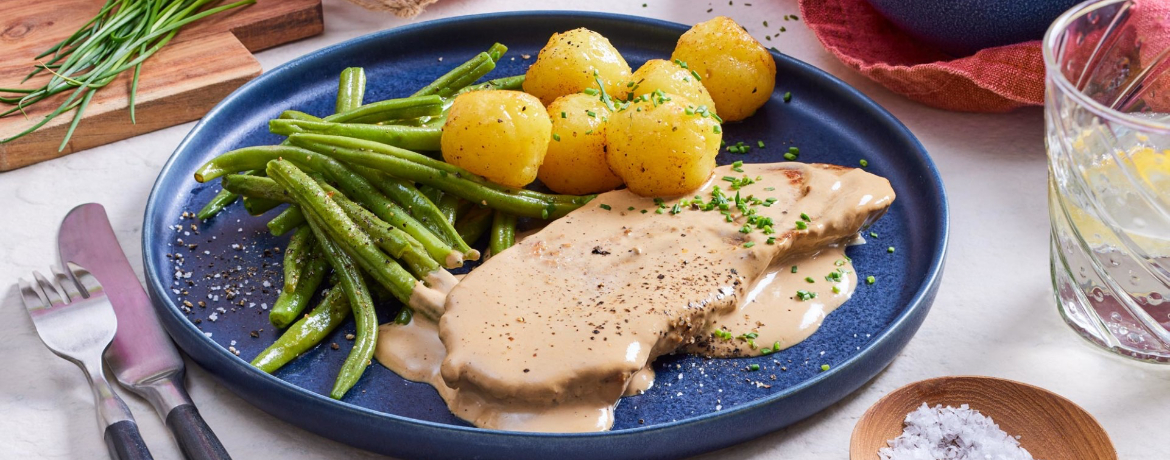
[0,0,323,171]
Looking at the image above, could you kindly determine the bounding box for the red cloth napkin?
[799,0,1170,113]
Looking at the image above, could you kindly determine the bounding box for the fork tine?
[18,278,48,310]
[33,270,65,306]
[52,265,84,302]
[67,262,103,297]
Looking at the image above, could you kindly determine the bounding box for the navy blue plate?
[143,12,947,460]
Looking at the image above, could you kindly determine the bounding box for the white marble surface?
[2,0,1168,458]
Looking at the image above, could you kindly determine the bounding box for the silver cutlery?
[19,263,153,460]
[58,203,231,460]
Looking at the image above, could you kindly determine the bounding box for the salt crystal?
[879,403,1036,460]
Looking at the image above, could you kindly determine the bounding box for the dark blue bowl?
[142,11,948,460]
[865,0,1081,56]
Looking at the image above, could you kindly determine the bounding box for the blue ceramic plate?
[143,12,947,460]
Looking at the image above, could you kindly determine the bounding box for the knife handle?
[166,404,232,460]
[105,420,153,460]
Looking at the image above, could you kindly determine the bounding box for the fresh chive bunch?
[0,0,255,150]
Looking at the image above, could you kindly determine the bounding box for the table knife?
[58,203,231,460]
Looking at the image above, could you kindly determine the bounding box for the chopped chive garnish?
[553,133,561,142]
[599,204,612,210]
[744,241,756,248]
[866,275,876,285]
[732,160,744,172]
[795,221,808,230]
[784,153,797,161]
[713,329,733,340]
[670,203,682,215]
[583,88,599,96]
[767,237,776,245]
[561,111,567,118]
[713,125,722,134]
[761,348,773,355]
[791,265,798,273]
[691,69,702,81]
[764,187,775,191]
[820,364,830,371]
[869,231,878,238]
[831,286,841,294]
[804,277,815,283]
[800,212,810,222]
[748,364,760,371]
[586,110,597,117]
[628,206,636,211]
[783,92,792,103]
[888,246,895,253]
[860,159,869,167]
[758,140,765,148]
[641,209,648,214]
[796,290,816,301]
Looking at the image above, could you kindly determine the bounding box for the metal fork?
[19,263,153,460]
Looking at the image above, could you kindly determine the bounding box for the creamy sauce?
[375,163,894,432]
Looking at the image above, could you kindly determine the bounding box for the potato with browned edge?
[671,16,776,122]
[441,90,551,188]
[537,94,623,195]
[626,59,717,116]
[524,28,632,106]
[605,93,722,197]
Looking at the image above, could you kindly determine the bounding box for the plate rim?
[142,8,949,452]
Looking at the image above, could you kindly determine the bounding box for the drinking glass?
[1045,0,1170,362]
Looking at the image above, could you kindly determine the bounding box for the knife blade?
[59,203,231,460]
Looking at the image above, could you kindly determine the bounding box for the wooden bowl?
[850,376,1116,460]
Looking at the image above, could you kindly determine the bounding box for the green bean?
[418,185,443,205]
[279,110,322,122]
[221,174,293,203]
[251,285,350,374]
[333,198,439,279]
[287,134,592,207]
[242,196,282,216]
[268,205,306,236]
[270,234,330,329]
[300,208,377,400]
[412,44,507,98]
[350,166,474,258]
[394,307,413,325]
[335,67,366,113]
[490,211,516,256]
[322,95,443,124]
[196,189,240,220]
[454,74,526,96]
[455,206,493,245]
[268,120,441,151]
[313,156,463,267]
[284,138,586,219]
[267,159,417,304]
[196,170,258,219]
[437,194,461,225]
[195,146,464,267]
[280,226,313,290]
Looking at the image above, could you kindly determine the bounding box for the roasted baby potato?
[626,59,717,116]
[670,16,776,122]
[605,93,722,196]
[441,90,551,188]
[523,28,632,106]
[537,94,623,195]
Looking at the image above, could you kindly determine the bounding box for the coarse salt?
[879,403,1036,460]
